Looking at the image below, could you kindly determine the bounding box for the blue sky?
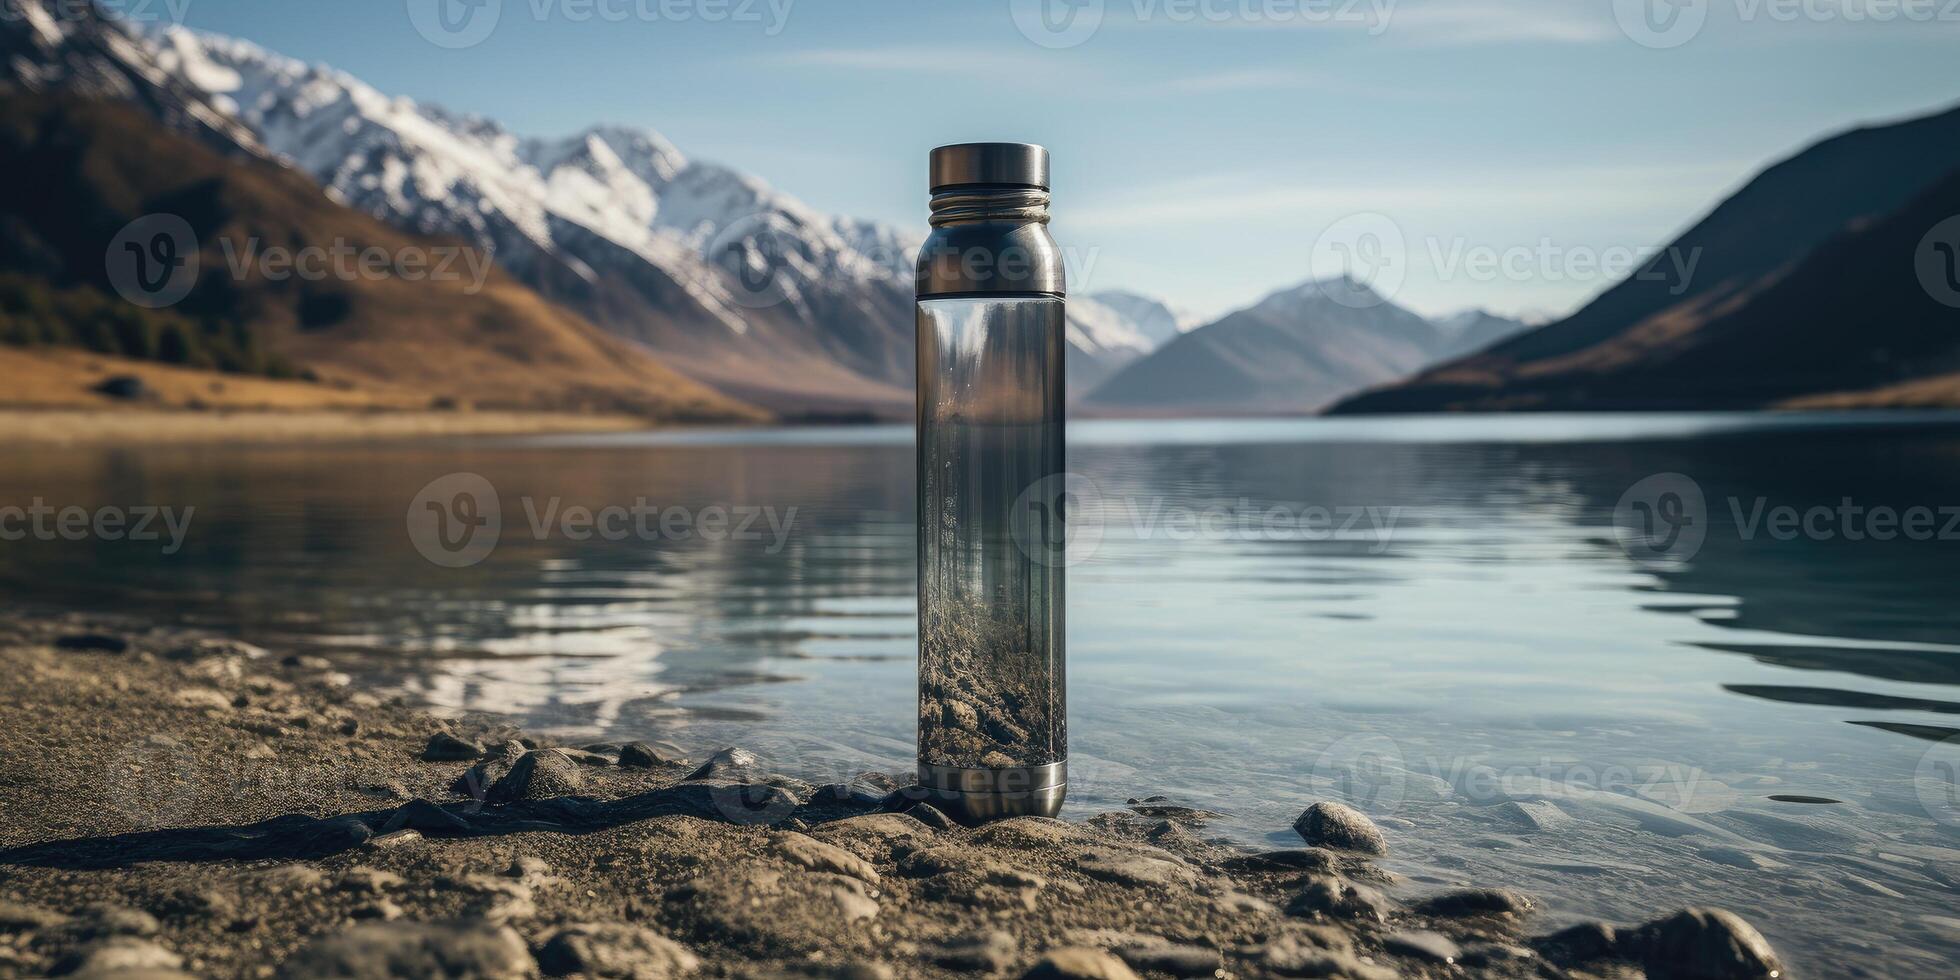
[154,0,1957,320]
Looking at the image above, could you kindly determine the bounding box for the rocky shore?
[0,611,1787,979]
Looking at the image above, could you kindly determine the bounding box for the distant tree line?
[0,274,309,379]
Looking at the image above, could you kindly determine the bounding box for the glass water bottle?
[915,143,1067,822]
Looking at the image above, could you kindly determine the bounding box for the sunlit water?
[5,414,1960,976]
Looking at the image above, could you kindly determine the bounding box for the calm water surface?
[6,413,1960,976]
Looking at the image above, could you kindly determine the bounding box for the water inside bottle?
[916,296,1067,769]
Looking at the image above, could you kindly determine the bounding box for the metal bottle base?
[919,761,1066,823]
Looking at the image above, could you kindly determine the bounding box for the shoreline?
[0,408,666,446]
[0,608,1786,979]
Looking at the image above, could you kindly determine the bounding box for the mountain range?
[6,0,1953,421]
[1082,278,1528,414]
[1331,103,1960,413]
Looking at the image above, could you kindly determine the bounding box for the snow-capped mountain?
[137,24,1189,415]
[1084,276,1458,415]
[1431,308,1532,359]
[1087,291,1205,349]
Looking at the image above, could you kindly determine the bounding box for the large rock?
[1628,908,1784,980]
[1293,802,1389,856]
[487,749,586,803]
[275,921,532,978]
[536,922,700,979]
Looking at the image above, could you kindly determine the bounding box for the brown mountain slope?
[0,92,761,421]
[1331,102,1960,413]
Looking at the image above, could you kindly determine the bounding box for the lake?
[5,413,1960,975]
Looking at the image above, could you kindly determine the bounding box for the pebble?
[1260,935,1395,980]
[1293,802,1390,856]
[422,732,484,761]
[487,749,586,803]
[559,747,616,767]
[0,899,66,932]
[619,741,666,768]
[685,746,762,781]
[1220,848,1338,875]
[1111,937,1224,977]
[934,931,1019,972]
[1628,907,1784,980]
[54,936,182,975]
[1412,887,1534,919]
[69,904,160,939]
[535,922,702,979]
[1535,921,1619,962]
[772,831,882,884]
[1384,930,1461,964]
[813,813,935,849]
[909,803,958,831]
[507,855,553,879]
[349,900,403,922]
[162,637,259,660]
[1285,877,1391,924]
[255,865,327,892]
[1074,847,1199,889]
[335,866,404,894]
[275,922,533,979]
[1022,947,1142,980]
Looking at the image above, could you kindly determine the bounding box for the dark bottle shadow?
[0,781,819,871]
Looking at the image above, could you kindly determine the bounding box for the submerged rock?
[536,922,701,979]
[1628,908,1784,980]
[1413,888,1534,920]
[1293,802,1389,856]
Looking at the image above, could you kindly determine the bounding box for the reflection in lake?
[4,413,1960,974]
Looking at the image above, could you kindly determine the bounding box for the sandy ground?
[0,609,1787,979]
